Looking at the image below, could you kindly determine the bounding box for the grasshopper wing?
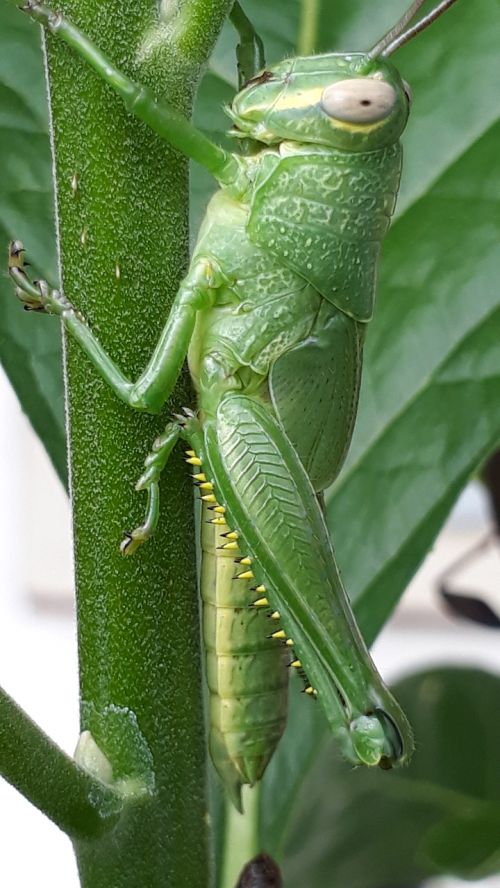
[269,302,364,492]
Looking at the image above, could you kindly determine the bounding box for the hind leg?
[196,392,413,769]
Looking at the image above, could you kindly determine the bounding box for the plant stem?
[298,0,320,55]
[172,0,234,64]
[220,785,261,888]
[36,0,231,884]
[0,687,122,837]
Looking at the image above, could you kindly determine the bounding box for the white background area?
[1,364,499,887]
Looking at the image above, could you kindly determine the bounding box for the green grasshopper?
[9,0,459,809]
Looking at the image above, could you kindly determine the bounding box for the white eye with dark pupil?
[321,78,397,124]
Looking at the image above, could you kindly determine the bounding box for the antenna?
[369,0,461,59]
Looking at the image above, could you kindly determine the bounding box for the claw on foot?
[121,483,160,555]
[19,1,61,31]
[120,529,148,556]
[8,240,25,267]
[9,241,45,310]
[8,241,76,316]
[171,407,196,426]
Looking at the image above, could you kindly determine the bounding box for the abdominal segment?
[200,500,289,811]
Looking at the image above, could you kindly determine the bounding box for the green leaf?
[0,2,65,485]
[262,668,500,887]
[423,806,500,880]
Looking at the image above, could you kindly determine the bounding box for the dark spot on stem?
[235,853,283,888]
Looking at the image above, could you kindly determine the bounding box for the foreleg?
[21,1,238,184]
[9,242,221,414]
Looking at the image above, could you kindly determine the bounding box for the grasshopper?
[9,0,460,809]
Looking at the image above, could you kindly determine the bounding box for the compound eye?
[321,78,397,124]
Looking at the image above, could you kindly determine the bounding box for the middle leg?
[121,411,207,555]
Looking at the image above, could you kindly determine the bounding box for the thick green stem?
[220,785,261,888]
[37,0,231,885]
[172,0,235,64]
[0,687,122,837]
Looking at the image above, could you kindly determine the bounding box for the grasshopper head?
[229,0,462,152]
[228,54,411,152]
